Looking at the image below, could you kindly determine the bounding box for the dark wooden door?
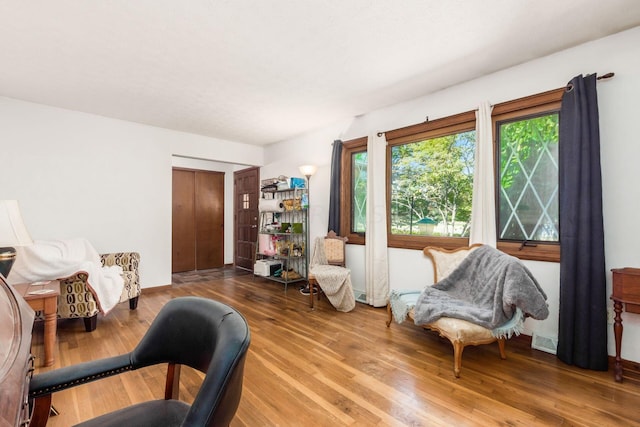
[195,171,224,269]
[172,169,196,272]
[172,168,225,273]
[234,167,259,271]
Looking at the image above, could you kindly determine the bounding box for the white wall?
[2,97,263,288]
[263,27,640,362]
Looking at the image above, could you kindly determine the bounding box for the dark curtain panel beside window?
[328,140,343,234]
[557,74,608,370]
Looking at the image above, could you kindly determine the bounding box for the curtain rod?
[566,71,615,91]
[374,72,615,138]
[597,72,615,80]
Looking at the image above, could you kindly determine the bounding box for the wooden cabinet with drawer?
[0,274,35,427]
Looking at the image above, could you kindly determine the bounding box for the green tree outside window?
[498,112,559,242]
[390,130,475,237]
[351,151,367,234]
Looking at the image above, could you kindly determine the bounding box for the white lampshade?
[298,164,318,178]
[0,200,33,246]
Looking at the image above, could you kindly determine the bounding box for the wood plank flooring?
[30,268,640,426]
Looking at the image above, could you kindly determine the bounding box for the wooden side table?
[610,268,640,382]
[13,280,60,367]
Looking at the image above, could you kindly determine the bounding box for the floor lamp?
[298,165,317,294]
[0,200,34,279]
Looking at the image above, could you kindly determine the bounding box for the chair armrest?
[100,252,140,273]
[57,272,100,319]
[101,252,140,293]
[29,353,132,399]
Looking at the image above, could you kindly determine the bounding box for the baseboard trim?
[511,335,640,379]
[141,284,172,294]
[609,356,640,383]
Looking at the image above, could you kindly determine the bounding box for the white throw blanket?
[8,238,124,314]
[309,237,355,312]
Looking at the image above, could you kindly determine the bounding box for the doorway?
[172,168,225,273]
[234,167,259,271]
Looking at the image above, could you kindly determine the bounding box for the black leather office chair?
[29,296,251,427]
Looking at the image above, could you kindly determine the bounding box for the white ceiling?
[1,1,639,146]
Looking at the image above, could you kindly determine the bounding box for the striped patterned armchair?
[57,252,140,332]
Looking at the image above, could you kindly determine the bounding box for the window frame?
[385,111,477,250]
[492,88,563,262]
[338,88,564,262]
[340,137,367,245]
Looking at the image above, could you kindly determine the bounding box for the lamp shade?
[0,200,33,247]
[298,164,318,178]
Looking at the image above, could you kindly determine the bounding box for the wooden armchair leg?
[453,341,464,378]
[30,394,52,427]
[497,338,507,359]
[309,279,322,309]
[165,363,182,400]
[386,303,393,327]
[309,281,315,309]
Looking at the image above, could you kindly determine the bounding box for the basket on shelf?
[283,198,302,211]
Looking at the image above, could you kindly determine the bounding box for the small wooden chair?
[308,230,348,308]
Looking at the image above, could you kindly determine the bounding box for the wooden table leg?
[12,281,60,367]
[613,300,623,382]
[42,295,58,367]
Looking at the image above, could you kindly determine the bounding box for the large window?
[386,111,476,250]
[390,131,475,237]
[492,89,563,261]
[497,113,559,242]
[339,89,563,261]
[351,150,367,234]
[341,137,367,244]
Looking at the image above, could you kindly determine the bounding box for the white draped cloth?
[309,237,355,312]
[366,132,390,307]
[469,101,497,247]
[8,238,124,314]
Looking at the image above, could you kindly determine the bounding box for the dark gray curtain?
[557,74,608,370]
[328,140,343,234]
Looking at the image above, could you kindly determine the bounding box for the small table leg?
[42,295,58,367]
[613,300,623,382]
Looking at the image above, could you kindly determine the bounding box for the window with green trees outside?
[390,130,475,237]
[340,88,562,261]
[351,151,367,234]
[497,112,559,242]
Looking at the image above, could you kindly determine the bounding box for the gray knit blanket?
[413,245,549,329]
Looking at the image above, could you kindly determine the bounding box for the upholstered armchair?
[57,252,141,332]
[387,245,507,377]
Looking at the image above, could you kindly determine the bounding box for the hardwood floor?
[30,268,640,426]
